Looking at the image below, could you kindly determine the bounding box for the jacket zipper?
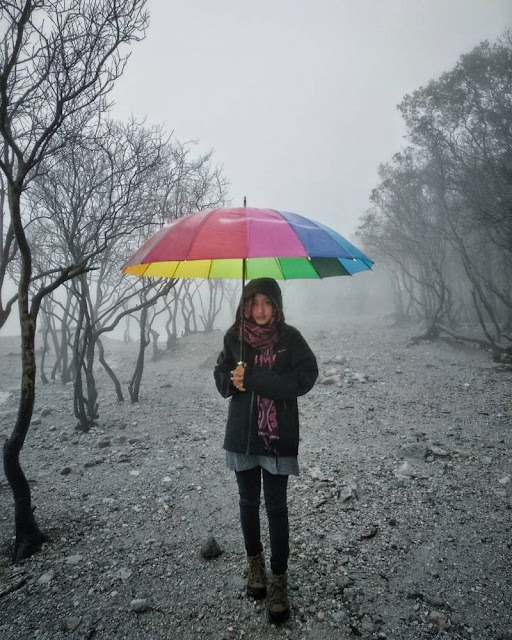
[246,391,255,454]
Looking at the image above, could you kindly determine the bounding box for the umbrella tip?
[243,196,247,207]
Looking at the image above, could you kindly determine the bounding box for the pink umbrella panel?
[121,207,373,280]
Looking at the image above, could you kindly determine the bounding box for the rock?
[429,610,451,630]
[453,449,472,459]
[429,446,450,457]
[335,575,354,589]
[339,484,358,502]
[116,568,132,581]
[310,468,329,482]
[498,475,511,485]
[97,437,111,448]
[40,408,53,417]
[359,524,378,540]
[37,570,55,584]
[200,534,222,559]
[84,459,104,468]
[130,598,149,613]
[332,610,346,622]
[399,443,428,460]
[60,467,72,476]
[64,616,81,631]
[395,461,420,479]
[65,554,83,566]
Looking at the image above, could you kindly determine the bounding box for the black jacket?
[214,323,318,456]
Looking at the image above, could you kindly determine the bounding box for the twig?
[0,577,28,598]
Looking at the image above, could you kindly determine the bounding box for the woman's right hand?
[231,364,246,391]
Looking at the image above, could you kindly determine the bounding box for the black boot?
[246,553,266,599]
[267,572,290,623]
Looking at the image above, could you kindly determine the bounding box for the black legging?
[235,466,289,575]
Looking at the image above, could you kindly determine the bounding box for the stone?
[60,467,72,476]
[399,443,428,460]
[200,534,222,559]
[339,484,358,502]
[335,575,354,589]
[116,568,132,581]
[65,554,83,566]
[429,446,450,457]
[332,610,346,622]
[97,437,111,448]
[38,570,55,585]
[395,461,417,478]
[64,616,81,632]
[429,610,451,630]
[130,598,149,613]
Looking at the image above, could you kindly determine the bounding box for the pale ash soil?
[0,319,511,640]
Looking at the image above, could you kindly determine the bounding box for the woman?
[214,278,318,623]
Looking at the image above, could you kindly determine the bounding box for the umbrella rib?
[185,208,217,259]
[275,257,285,280]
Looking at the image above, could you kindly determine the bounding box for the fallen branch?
[0,577,28,598]
[409,323,512,359]
[435,324,490,348]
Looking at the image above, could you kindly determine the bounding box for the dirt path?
[1,319,511,639]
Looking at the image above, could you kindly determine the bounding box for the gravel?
[1,318,511,640]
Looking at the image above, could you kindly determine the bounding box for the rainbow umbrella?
[121,206,374,282]
[122,206,373,363]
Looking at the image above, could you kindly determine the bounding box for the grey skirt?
[226,451,299,476]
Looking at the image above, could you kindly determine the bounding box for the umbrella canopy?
[121,207,374,280]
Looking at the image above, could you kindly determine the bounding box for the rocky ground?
[0,317,511,640]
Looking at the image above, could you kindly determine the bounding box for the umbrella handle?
[237,361,246,392]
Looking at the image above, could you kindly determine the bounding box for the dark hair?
[227,278,285,336]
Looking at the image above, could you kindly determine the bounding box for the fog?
[2,1,510,338]
[111,0,511,234]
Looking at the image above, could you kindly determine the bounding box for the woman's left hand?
[231,364,246,390]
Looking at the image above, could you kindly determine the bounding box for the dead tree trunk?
[128,306,149,403]
[97,337,124,402]
[3,183,46,563]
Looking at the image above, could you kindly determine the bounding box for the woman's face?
[250,293,274,326]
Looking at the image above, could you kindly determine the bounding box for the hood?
[240,278,285,324]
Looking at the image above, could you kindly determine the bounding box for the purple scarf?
[242,301,279,451]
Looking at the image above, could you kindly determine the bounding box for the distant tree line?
[357,31,512,361]
[0,0,229,563]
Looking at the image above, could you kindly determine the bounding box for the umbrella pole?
[239,257,246,364]
[239,196,247,364]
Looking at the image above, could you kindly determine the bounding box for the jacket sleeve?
[213,334,237,398]
[242,330,318,401]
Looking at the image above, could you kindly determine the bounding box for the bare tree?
[0,0,149,562]
[197,280,226,332]
[398,33,512,357]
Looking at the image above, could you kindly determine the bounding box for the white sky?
[2,1,511,336]
[111,0,512,237]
